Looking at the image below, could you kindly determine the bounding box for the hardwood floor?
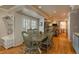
[0,33,76,54]
[47,33,76,54]
[0,44,25,54]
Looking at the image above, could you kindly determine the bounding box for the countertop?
[74,33,79,37]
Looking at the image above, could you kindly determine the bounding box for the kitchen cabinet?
[73,33,79,53]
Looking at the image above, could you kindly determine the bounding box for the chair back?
[22,31,32,47]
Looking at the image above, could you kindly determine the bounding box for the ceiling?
[0,5,71,21]
[32,5,70,21]
[36,5,69,16]
[0,5,14,10]
[16,8,43,18]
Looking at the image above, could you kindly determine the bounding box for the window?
[31,19,37,29]
[22,16,38,32]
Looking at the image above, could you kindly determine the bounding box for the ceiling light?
[53,11,56,13]
[38,6,42,9]
[63,13,66,15]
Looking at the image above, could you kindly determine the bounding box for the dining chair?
[40,32,53,53]
[39,37,50,53]
[22,31,41,54]
[48,32,53,48]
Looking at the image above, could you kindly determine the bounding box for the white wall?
[14,13,24,46]
[0,17,7,37]
[67,13,71,40]
[39,17,44,32]
[60,21,66,29]
[0,10,10,37]
[70,10,79,42]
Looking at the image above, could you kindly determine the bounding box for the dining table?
[30,33,48,53]
[31,33,48,42]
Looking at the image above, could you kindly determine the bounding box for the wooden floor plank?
[47,33,76,54]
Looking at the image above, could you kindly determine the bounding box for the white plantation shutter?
[22,16,38,31]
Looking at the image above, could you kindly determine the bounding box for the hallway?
[48,33,76,54]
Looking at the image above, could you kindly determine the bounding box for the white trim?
[67,12,71,41]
